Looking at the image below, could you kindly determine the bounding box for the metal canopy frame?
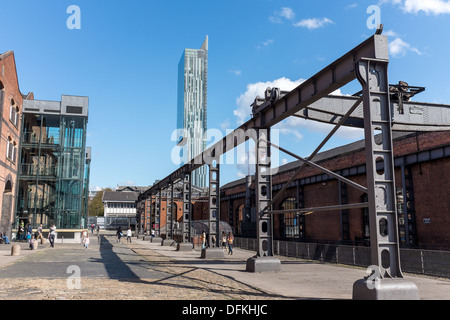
[140,31,450,298]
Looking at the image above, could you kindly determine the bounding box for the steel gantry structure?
[140,30,450,300]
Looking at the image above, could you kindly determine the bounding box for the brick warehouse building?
[220,131,450,249]
[137,131,450,249]
[137,183,209,237]
[0,51,34,237]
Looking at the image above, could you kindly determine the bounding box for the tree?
[88,188,112,217]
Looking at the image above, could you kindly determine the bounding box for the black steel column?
[353,57,419,299]
[178,172,193,250]
[246,128,281,272]
[201,162,224,258]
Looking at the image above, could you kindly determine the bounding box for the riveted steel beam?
[294,95,450,131]
[357,57,402,279]
[177,172,192,250]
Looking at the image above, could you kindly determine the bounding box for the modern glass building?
[177,36,208,188]
[15,95,90,230]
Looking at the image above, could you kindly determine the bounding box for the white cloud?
[382,0,450,14]
[345,3,359,9]
[233,77,305,125]
[269,7,295,23]
[279,7,295,20]
[257,39,274,49]
[389,37,422,58]
[383,29,399,37]
[220,118,231,131]
[293,17,334,30]
[229,68,242,76]
[404,0,450,14]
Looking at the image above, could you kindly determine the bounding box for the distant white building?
[102,186,147,218]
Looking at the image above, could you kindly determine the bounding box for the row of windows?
[105,202,136,209]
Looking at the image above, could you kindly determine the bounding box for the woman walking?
[226,232,234,255]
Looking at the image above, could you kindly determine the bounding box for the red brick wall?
[0,51,33,234]
[220,131,450,247]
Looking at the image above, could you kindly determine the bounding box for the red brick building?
[220,131,450,249]
[137,184,209,236]
[0,51,33,236]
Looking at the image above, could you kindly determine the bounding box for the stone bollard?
[32,241,38,250]
[41,238,46,245]
[11,244,20,256]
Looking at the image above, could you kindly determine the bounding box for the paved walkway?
[1,234,450,300]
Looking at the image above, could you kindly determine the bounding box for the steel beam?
[246,129,281,272]
[147,195,152,235]
[263,140,368,195]
[177,172,193,251]
[201,162,224,258]
[353,57,419,299]
[166,183,173,239]
[294,95,450,131]
[266,202,369,215]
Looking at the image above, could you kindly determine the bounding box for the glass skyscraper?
[177,36,208,188]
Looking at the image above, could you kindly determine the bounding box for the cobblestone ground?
[0,239,284,300]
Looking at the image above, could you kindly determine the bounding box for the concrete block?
[11,244,20,256]
[151,237,163,244]
[177,242,194,251]
[246,256,281,273]
[353,278,420,300]
[201,247,225,259]
[161,239,175,246]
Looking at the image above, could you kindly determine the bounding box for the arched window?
[6,137,16,163]
[9,99,19,127]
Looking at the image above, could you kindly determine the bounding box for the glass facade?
[16,97,89,229]
[177,37,208,188]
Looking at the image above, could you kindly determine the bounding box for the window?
[281,197,299,239]
[6,137,17,163]
[9,99,19,127]
[0,82,4,109]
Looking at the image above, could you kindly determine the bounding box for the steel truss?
[139,31,450,299]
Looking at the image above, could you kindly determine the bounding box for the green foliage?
[88,188,112,217]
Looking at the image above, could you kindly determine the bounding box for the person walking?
[200,230,206,250]
[83,234,90,250]
[81,229,88,246]
[221,231,226,250]
[49,224,56,248]
[126,227,132,243]
[116,227,123,243]
[226,232,234,255]
[36,224,43,243]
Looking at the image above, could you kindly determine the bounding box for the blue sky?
[1,0,450,190]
